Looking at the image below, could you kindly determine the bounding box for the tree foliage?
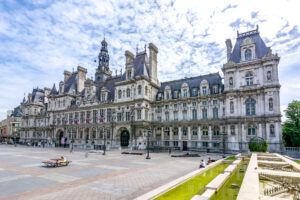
[249,137,268,152]
[282,100,300,147]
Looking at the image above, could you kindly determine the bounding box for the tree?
[282,100,300,147]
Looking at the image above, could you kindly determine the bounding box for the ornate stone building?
[20,27,282,152]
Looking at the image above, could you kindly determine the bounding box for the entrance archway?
[56,130,64,147]
[120,130,130,146]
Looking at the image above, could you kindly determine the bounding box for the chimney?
[148,43,158,82]
[44,87,51,103]
[64,70,72,82]
[125,50,134,66]
[225,39,232,62]
[28,93,32,103]
[77,66,87,93]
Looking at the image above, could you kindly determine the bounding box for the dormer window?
[126,88,130,98]
[202,87,207,95]
[138,85,142,95]
[192,88,197,96]
[101,93,106,101]
[245,49,252,61]
[118,90,122,99]
[127,70,131,79]
[183,89,187,97]
[246,72,254,86]
[174,90,178,99]
[213,86,218,94]
[166,92,169,100]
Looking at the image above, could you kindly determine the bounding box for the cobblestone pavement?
[0,145,222,200]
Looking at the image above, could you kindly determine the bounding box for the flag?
[99,115,104,122]
[85,117,90,124]
[73,117,78,124]
[99,56,102,61]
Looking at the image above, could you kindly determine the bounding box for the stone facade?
[20,27,282,152]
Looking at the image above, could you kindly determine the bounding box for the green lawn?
[295,160,300,164]
[224,156,236,161]
[155,163,229,200]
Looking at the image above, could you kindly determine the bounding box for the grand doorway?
[56,130,64,147]
[120,130,130,146]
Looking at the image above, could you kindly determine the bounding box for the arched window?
[138,85,142,95]
[202,126,208,136]
[269,98,273,111]
[183,110,187,120]
[192,127,197,136]
[248,125,256,136]
[118,90,122,99]
[183,89,188,97]
[245,49,252,61]
[230,101,234,113]
[246,98,255,116]
[230,125,235,135]
[192,109,197,120]
[202,86,207,95]
[173,111,178,121]
[229,77,233,86]
[183,127,188,136]
[246,72,254,86]
[166,92,169,100]
[126,88,130,98]
[270,124,275,136]
[213,126,219,136]
[202,108,207,119]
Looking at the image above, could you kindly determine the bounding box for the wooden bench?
[42,160,72,167]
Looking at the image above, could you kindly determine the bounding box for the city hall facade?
[20,27,282,152]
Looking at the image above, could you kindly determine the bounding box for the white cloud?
[0,0,300,120]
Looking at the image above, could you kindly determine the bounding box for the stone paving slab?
[205,173,229,191]
[0,145,222,200]
[224,164,237,173]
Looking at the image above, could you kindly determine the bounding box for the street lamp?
[220,127,227,155]
[103,127,106,155]
[145,127,151,159]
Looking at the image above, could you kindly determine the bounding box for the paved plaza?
[0,145,221,200]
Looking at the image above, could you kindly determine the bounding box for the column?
[208,125,212,147]
[161,127,164,144]
[258,123,262,138]
[178,127,182,149]
[169,127,173,147]
[188,126,191,147]
[198,126,201,148]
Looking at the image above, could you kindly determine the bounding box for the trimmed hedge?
[248,137,268,152]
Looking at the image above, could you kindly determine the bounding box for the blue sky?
[0,0,300,120]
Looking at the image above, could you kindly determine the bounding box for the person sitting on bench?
[59,156,67,163]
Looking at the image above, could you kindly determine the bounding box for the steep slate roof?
[50,84,58,95]
[11,105,22,117]
[157,73,223,99]
[64,72,77,93]
[32,88,44,103]
[97,75,123,101]
[229,30,269,63]
[133,51,150,77]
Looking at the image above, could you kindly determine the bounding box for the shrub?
[248,137,268,152]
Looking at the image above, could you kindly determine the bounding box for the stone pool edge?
[133,158,224,200]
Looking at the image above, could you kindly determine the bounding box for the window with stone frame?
[125,112,130,121]
[173,127,178,136]
[118,90,122,99]
[101,93,106,101]
[202,142,208,147]
[246,72,254,86]
[182,127,188,136]
[145,86,148,96]
[93,110,97,123]
[183,103,187,107]
[138,85,142,95]
[230,125,235,135]
[245,49,252,61]
[192,127,197,136]
[165,127,170,136]
[117,113,121,121]
[270,124,275,136]
[213,108,218,119]
[269,98,273,111]
[213,86,218,94]
[137,110,142,120]
[183,89,188,97]
[192,109,197,120]
[126,88,130,98]
[230,101,234,113]
[173,90,179,99]
[248,125,256,136]
[107,109,112,122]
[80,112,84,124]
[202,126,208,136]
[69,113,73,124]
[213,126,219,136]
[127,70,131,79]
[192,102,197,106]
[202,108,207,119]
[246,98,256,116]
[213,143,220,148]
[183,110,187,120]
[213,100,218,105]
[229,77,233,86]
[202,86,207,95]
[267,71,272,80]
[202,101,207,106]
[173,111,178,121]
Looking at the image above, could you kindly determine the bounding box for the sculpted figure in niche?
[229,77,233,86]
[267,71,271,80]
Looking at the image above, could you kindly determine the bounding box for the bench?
[42,160,72,167]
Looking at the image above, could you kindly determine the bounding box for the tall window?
[173,128,178,135]
[248,125,256,136]
[93,110,97,123]
[183,89,188,97]
[166,92,169,100]
[126,88,130,98]
[118,90,122,99]
[173,111,178,121]
[183,127,187,136]
[270,124,275,136]
[183,110,187,120]
[213,108,218,119]
[202,108,207,119]
[127,70,131,79]
[174,90,178,99]
[230,125,235,135]
[213,86,218,94]
[246,72,254,86]
[165,112,169,121]
[246,98,256,116]
[229,77,233,86]
[126,112,130,121]
[117,113,122,121]
[192,88,197,96]
[213,126,219,136]
[245,49,252,61]
[267,71,272,80]
[202,87,207,95]
[138,85,142,95]
[145,86,148,96]
[192,127,197,136]
[269,98,273,111]
[230,101,234,114]
[202,126,208,136]
[192,109,197,120]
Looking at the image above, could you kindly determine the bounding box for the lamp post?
[103,127,106,155]
[146,127,151,159]
[220,127,227,155]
